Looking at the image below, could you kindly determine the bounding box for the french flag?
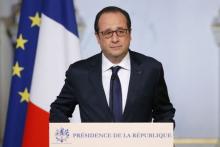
[23,0,81,146]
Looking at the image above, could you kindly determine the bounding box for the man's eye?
[104,31,112,35]
[118,30,125,34]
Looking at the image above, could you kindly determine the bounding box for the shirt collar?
[102,52,131,72]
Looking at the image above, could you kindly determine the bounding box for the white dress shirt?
[102,52,131,112]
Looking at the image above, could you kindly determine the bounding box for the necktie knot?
[111,66,121,79]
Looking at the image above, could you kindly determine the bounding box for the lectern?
[50,123,173,147]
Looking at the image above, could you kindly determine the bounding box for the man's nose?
[111,32,119,42]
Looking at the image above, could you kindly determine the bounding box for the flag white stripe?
[30,14,80,112]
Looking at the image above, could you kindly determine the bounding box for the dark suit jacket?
[49,50,175,123]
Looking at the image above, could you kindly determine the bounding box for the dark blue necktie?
[110,66,122,122]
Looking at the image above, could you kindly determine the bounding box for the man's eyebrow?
[101,27,127,32]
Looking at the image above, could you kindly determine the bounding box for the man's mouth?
[110,45,122,48]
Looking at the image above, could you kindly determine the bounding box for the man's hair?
[94,6,131,33]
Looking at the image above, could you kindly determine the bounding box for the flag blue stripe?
[3,0,43,146]
[42,0,79,37]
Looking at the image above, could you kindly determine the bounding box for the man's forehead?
[99,11,126,20]
[98,12,127,30]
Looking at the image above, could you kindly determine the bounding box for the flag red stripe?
[22,102,49,147]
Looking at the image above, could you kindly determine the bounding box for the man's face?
[96,12,131,63]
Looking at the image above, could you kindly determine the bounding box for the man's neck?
[104,52,128,64]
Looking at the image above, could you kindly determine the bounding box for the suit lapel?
[88,53,113,120]
[123,51,143,120]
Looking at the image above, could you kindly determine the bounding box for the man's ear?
[95,33,101,44]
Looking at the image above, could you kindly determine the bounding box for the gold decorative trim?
[174,138,220,144]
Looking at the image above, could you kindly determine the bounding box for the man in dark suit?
[49,6,175,123]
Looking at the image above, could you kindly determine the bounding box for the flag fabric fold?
[3,0,80,146]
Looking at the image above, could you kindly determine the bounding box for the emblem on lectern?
[55,127,70,143]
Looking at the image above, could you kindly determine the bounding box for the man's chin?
[111,52,127,59]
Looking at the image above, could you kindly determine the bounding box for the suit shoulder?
[67,53,100,72]
[68,59,86,71]
[130,50,162,67]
